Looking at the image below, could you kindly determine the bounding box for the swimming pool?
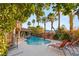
[25,36,51,45]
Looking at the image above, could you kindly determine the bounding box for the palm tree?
[40,17,47,39]
[36,17,41,26]
[75,4,79,20]
[32,19,35,26]
[52,3,63,31]
[48,13,56,32]
[75,9,79,20]
[41,17,47,31]
[63,4,77,32]
[35,4,45,27]
[27,21,31,27]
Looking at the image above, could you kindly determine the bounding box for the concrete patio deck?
[7,40,79,56]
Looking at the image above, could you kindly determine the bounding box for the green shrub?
[53,32,72,41]
[0,36,8,56]
[61,33,72,41]
[36,26,40,28]
[53,33,62,40]
[29,27,44,35]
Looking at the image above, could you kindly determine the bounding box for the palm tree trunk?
[33,23,34,27]
[44,22,46,31]
[69,12,73,32]
[51,22,53,32]
[44,22,46,39]
[38,22,39,26]
[58,11,61,32]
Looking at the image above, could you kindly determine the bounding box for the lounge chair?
[65,38,79,56]
[48,40,69,55]
[48,40,69,49]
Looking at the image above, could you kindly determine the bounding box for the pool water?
[25,36,51,45]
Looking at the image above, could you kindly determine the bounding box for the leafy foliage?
[62,3,77,15]
[48,13,56,31]
[35,4,45,26]
[29,26,44,36]
[0,3,36,56]
[0,34,8,56]
[27,21,31,27]
[53,32,72,41]
[41,17,47,31]
[32,19,35,26]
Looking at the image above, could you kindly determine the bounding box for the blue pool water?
[25,36,51,45]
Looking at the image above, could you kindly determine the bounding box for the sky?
[22,7,79,30]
